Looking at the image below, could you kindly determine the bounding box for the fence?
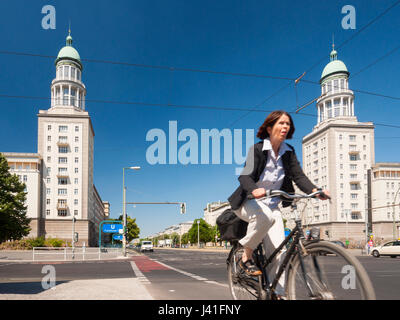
[32,247,122,261]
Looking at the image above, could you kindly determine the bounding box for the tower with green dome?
[316,45,355,124]
[37,30,104,247]
[50,29,86,110]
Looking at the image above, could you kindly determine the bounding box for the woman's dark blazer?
[228,141,317,210]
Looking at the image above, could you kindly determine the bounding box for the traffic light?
[74,232,79,243]
[180,203,186,214]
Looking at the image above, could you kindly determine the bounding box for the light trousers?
[234,199,287,295]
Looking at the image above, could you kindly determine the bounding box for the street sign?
[102,223,123,233]
[113,234,123,241]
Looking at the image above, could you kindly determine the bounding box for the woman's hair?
[256,110,295,140]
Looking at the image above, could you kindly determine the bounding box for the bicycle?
[226,189,376,300]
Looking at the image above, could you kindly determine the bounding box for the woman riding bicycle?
[228,110,330,297]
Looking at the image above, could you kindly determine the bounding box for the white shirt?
[256,138,291,208]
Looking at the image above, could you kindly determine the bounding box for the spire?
[66,27,73,46]
[330,36,337,61]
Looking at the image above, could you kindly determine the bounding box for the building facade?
[370,163,400,240]
[301,47,375,243]
[204,201,230,227]
[3,31,106,246]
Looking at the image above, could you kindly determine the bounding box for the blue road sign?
[102,223,123,233]
[113,234,123,241]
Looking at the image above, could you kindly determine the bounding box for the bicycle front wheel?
[286,241,376,300]
[227,245,263,300]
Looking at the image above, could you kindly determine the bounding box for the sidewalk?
[0,250,154,300]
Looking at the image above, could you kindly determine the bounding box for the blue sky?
[1,0,400,237]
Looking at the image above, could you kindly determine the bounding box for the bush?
[0,236,67,250]
[44,238,65,247]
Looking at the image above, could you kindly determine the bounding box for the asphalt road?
[0,248,399,300]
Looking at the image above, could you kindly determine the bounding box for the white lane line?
[152,259,227,287]
[130,261,151,284]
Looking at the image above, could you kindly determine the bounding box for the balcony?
[57,172,69,178]
[57,140,69,147]
[57,201,68,210]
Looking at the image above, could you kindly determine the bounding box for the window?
[350,174,357,179]
[58,167,67,174]
[71,88,76,106]
[350,164,357,171]
[349,135,356,141]
[74,189,78,195]
[46,177,50,183]
[46,188,51,195]
[74,178,78,184]
[58,209,67,217]
[340,79,344,90]
[47,167,51,175]
[59,125,68,132]
[23,175,27,182]
[74,168,78,174]
[46,209,50,216]
[75,147,79,152]
[326,101,332,118]
[334,99,340,116]
[47,156,51,162]
[350,154,358,161]
[46,199,50,205]
[74,157,79,163]
[59,136,68,142]
[71,67,76,80]
[351,193,358,199]
[74,199,78,205]
[48,125,52,131]
[58,188,67,195]
[333,79,339,92]
[351,203,358,209]
[75,126,79,132]
[75,136,79,142]
[63,87,69,105]
[74,210,78,216]
[350,183,360,190]
[47,136,51,142]
[47,146,51,152]
[59,146,68,153]
[58,178,68,185]
[58,157,67,164]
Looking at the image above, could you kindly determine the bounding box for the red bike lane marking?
[131,256,170,273]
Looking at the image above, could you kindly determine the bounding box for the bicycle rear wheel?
[286,241,375,300]
[227,245,263,300]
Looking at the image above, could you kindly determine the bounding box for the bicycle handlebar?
[246,189,331,201]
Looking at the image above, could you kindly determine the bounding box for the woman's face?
[267,114,291,143]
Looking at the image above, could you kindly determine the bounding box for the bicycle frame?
[256,204,320,298]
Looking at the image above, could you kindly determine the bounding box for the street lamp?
[197,220,200,249]
[393,186,400,240]
[123,166,141,257]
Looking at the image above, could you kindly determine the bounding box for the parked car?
[371,240,400,258]
[330,240,345,248]
[140,240,154,253]
[319,240,346,256]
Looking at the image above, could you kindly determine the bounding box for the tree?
[188,219,213,244]
[117,215,140,242]
[0,153,31,242]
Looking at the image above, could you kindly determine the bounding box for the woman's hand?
[312,188,330,200]
[252,188,266,199]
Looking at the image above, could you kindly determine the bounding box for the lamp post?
[123,166,141,257]
[197,220,200,249]
[72,216,76,259]
[393,186,400,240]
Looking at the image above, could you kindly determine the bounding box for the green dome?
[55,31,83,69]
[320,49,349,83]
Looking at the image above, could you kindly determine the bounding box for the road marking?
[152,259,228,287]
[130,261,150,284]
